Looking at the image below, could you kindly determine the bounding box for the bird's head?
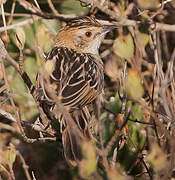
[55,16,119,55]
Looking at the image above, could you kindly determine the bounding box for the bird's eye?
[85,31,92,37]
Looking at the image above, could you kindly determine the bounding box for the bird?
[36,16,119,166]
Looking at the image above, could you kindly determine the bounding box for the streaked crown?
[66,16,101,29]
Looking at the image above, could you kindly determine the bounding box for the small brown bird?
[37,16,118,165]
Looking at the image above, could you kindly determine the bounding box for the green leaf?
[127,103,146,150]
[128,123,146,150]
[7,66,27,94]
[132,103,143,121]
[59,0,89,15]
[24,57,37,84]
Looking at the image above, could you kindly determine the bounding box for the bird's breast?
[42,46,104,109]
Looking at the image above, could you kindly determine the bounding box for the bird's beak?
[101,25,119,34]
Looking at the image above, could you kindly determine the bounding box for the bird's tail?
[61,106,91,166]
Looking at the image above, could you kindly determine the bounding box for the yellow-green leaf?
[79,141,97,178]
[23,24,35,48]
[5,149,16,168]
[147,143,167,172]
[113,34,134,61]
[126,70,144,100]
[24,57,37,84]
[137,32,150,48]
[36,24,54,53]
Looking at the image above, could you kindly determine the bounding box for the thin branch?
[0,164,13,180]
[5,53,35,96]
[47,0,59,15]
[32,171,37,180]
[16,150,32,180]
[7,0,16,25]
[104,129,121,155]
[111,147,118,169]
[1,38,54,142]
[128,118,154,126]
[16,0,42,13]
[141,157,153,180]
[33,0,41,10]
[1,12,37,17]
[0,17,40,32]
[1,3,7,36]
[103,106,116,115]
[0,57,29,141]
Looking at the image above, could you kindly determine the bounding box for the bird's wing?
[39,46,103,109]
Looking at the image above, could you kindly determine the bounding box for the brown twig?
[7,0,16,26]
[1,3,7,36]
[0,38,56,142]
[111,147,118,169]
[47,0,59,15]
[16,0,42,13]
[0,164,13,180]
[5,54,35,97]
[16,150,32,180]
[0,109,16,122]
[104,129,121,156]
[141,157,153,180]
[128,118,154,126]
[0,17,40,32]
[0,54,25,137]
